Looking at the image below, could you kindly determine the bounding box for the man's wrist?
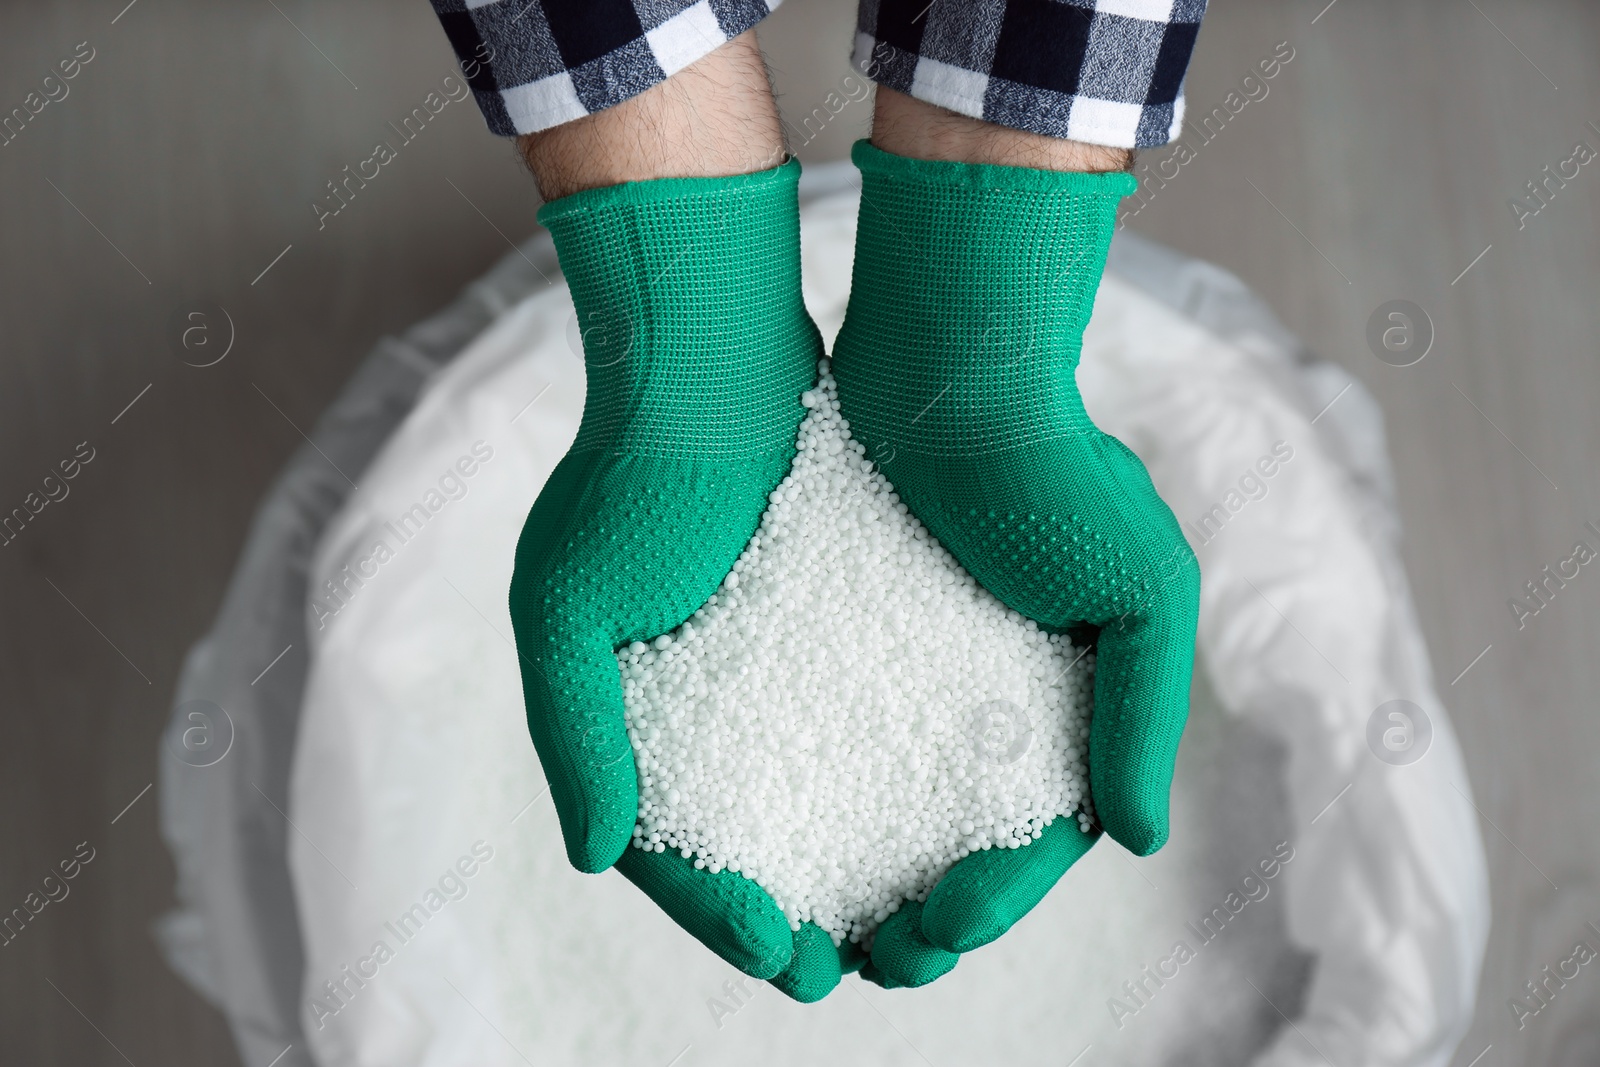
[869,88,1131,174]
[519,31,786,202]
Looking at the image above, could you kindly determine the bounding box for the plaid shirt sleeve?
[430,0,784,135]
[854,0,1207,148]
[431,0,1205,149]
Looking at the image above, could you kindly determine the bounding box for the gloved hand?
[508,160,845,1001]
[832,142,1201,987]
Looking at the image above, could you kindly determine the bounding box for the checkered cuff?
[431,0,1205,148]
[431,0,782,136]
[855,0,1206,148]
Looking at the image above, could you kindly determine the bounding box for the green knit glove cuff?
[539,158,818,457]
[840,140,1135,458]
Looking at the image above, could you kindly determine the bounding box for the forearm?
[517,31,784,202]
[870,88,1130,174]
[433,0,1201,187]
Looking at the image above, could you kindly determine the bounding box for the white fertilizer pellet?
[620,363,1094,945]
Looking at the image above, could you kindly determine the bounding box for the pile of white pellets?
[620,362,1094,945]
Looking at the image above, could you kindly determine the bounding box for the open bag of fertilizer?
[159,164,1489,1067]
[619,363,1097,946]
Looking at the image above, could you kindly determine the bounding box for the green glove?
[833,142,1201,986]
[509,160,843,999]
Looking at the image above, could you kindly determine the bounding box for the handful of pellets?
[621,364,1094,948]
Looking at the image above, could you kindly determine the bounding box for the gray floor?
[2,0,1597,1064]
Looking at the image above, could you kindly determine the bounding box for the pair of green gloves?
[508,142,1200,999]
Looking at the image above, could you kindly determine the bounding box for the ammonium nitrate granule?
[620,363,1094,946]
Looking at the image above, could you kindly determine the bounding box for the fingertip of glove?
[857,961,901,989]
[1092,779,1171,858]
[921,874,1008,953]
[920,895,1004,954]
[921,819,1099,951]
[772,971,837,1002]
[868,900,959,988]
[1105,814,1168,857]
[746,942,795,982]
[769,923,842,1002]
[615,847,796,979]
[569,829,630,874]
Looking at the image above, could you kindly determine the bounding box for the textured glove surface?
[832,142,1200,978]
[511,161,841,994]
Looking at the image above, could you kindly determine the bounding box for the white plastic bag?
[197,166,1490,1067]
